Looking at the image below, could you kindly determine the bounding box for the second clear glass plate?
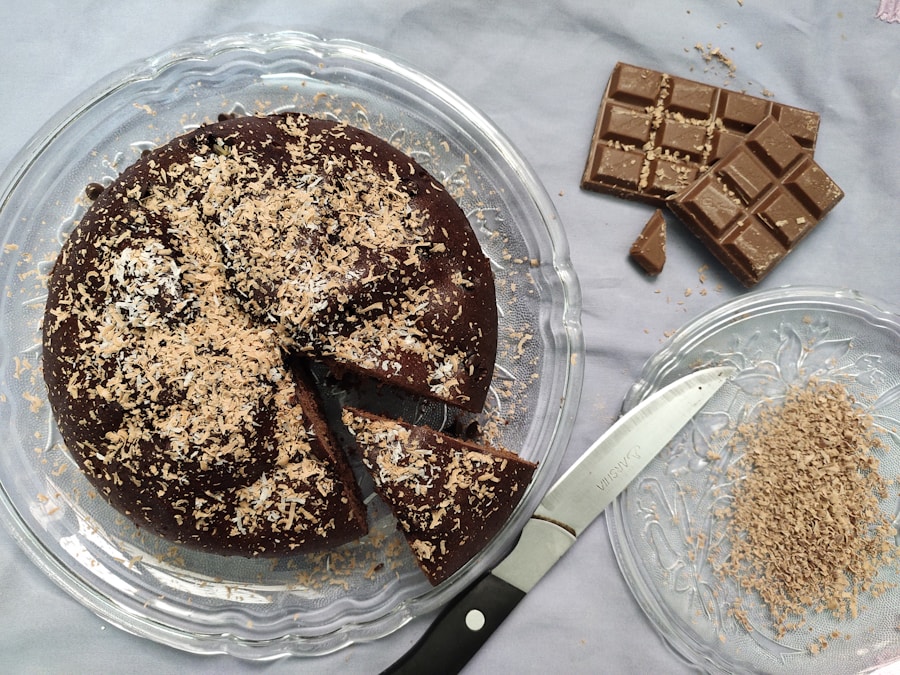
[609,286,900,674]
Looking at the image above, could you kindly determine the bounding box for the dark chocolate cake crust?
[42,113,498,557]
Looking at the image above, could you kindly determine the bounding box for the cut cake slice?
[342,408,537,585]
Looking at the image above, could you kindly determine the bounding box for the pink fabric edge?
[876,0,900,22]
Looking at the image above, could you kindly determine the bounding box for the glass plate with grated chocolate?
[609,286,900,675]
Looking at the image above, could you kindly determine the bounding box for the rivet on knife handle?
[380,572,526,675]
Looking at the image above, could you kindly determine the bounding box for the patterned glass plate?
[0,32,583,658]
[609,286,900,674]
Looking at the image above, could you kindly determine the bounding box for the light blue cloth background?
[1,1,898,672]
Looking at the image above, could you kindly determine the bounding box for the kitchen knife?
[382,365,734,674]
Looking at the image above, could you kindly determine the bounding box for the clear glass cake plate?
[609,286,900,674]
[0,32,583,659]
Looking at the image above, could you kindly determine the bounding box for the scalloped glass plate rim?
[0,31,584,658]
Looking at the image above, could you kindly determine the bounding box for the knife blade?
[382,365,734,675]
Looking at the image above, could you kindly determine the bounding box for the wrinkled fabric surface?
[0,1,897,673]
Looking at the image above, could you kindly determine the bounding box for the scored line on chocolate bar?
[581,62,821,205]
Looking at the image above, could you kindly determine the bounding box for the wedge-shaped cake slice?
[342,408,537,585]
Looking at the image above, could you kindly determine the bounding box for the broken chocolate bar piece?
[630,209,667,275]
[581,62,821,205]
[667,116,843,287]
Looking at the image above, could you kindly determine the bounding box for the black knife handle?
[381,573,526,675]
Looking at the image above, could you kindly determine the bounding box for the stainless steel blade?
[535,365,734,535]
[493,365,733,592]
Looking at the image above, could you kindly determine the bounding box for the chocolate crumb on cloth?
[580,62,820,205]
[714,380,897,641]
[630,208,667,275]
[668,116,844,286]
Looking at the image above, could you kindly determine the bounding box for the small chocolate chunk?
[581,62,821,205]
[667,116,843,287]
[85,182,105,200]
[629,209,667,275]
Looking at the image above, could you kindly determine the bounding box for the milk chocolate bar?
[581,62,821,205]
[667,116,843,287]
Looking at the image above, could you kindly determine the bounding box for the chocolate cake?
[42,113,499,557]
[342,408,537,584]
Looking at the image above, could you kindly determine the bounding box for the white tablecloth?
[1,1,898,672]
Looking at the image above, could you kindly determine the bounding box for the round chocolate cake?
[42,113,498,557]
